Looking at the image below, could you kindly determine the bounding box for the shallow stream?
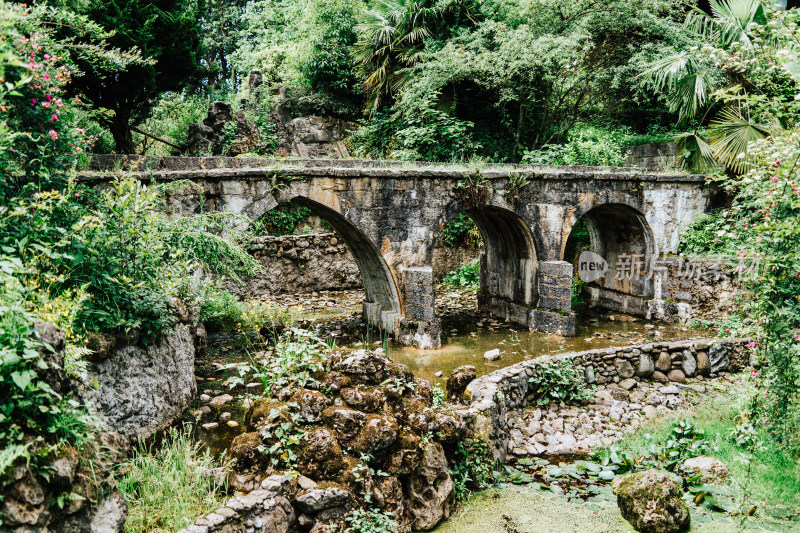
[191,288,705,456]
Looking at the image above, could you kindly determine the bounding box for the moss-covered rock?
[612,469,690,533]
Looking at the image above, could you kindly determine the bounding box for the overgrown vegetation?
[117,426,228,533]
[450,437,495,501]
[527,360,596,407]
[442,259,480,289]
[614,385,800,520]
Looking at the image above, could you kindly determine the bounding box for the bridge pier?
[479,259,575,336]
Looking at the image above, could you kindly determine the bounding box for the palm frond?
[709,107,773,173]
[676,131,716,173]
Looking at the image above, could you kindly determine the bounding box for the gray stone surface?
[80,158,718,346]
[84,324,197,440]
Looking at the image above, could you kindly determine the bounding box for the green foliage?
[344,507,398,533]
[257,328,330,394]
[0,258,97,450]
[645,1,800,173]
[70,178,194,338]
[117,426,228,533]
[450,437,495,501]
[67,0,202,153]
[522,125,628,167]
[198,285,293,334]
[136,91,209,155]
[432,386,445,408]
[443,259,480,289]
[258,403,306,469]
[251,201,314,236]
[527,360,595,407]
[678,210,741,257]
[438,213,482,248]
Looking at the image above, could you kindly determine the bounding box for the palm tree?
[644,0,776,173]
[354,0,475,112]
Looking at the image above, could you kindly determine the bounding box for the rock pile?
[217,349,466,532]
[506,381,703,456]
[186,101,261,156]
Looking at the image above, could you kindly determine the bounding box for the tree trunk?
[110,106,134,154]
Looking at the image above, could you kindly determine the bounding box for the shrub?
[251,200,315,236]
[256,328,330,394]
[443,259,480,289]
[439,212,483,248]
[450,437,495,501]
[344,507,398,533]
[117,426,228,533]
[528,360,595,407]
[523,125,627,167]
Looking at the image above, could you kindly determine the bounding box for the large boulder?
[612,470,690,533]
[709,343,730,373]
[330,350,387,384]
[290,389,330,423]
[299,428,346,480]
[404,442,455,531]
[446,365,476,403]
[682,456,729,485]
[83,324,197,440]
[350,415,398,455]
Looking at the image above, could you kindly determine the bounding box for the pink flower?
[31,98,36,106]
[48,130,58,141]
[43,73,49,80]
[43,54,50,60]
[51,114,58,122]
[41,101,50,109]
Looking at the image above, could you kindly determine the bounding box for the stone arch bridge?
[82,157,713,348]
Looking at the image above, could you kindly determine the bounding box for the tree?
[354,0,480,112]
[66,0,202,153]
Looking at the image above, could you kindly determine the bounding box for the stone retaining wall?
[589,257,740,324]
[462,337,748,461]
[624,142,677,170]
[228,233,479,297]
[178,474,297,533]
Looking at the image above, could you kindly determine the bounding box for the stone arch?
[565,202,656,302]
[273,195,403,334]
[435,204,539,326]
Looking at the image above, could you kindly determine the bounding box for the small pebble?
[227,420,239,428]
[202,422,219,430]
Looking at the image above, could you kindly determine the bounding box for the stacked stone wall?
[624,142,677,170]
[462,337,748,461]
[228,233,478,297]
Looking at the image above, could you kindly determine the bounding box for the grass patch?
[616,380,800,511]
[117,427,228,533]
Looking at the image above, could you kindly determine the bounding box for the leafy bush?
[0,258,97,464]
[258,403,306,470]
[523,125,627,167]
[344,507,398,533]
[251,200,315,236]
[443,259,480,289]
[677,209,743,258]
[257,328,330,394]
[528,360,595,407]
[198,285,292,333]
[439,212,483,248]
[450,437,495,501]
[117,426,228,533]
